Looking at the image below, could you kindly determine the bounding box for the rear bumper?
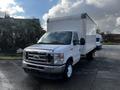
[22,60,65,74]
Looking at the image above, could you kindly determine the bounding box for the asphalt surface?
[0,45,120,90]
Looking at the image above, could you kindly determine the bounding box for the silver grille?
[25,52,53,64]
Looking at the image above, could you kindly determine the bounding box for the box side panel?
[47,17,83,34]
[83,15,97,54]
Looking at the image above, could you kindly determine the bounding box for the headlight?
[54,53,64,64]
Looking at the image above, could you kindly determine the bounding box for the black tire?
[86,51,95,61]
[23,68,35,78]
[23,68,28,73]
[23,68,30,75]
[63,61,73,80]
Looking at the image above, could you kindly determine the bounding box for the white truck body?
[22,13,97,79]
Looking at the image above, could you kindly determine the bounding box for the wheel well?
[66,57,73,64]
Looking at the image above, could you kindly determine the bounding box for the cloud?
[86,0,115,8]
[12,15,25,19]
[42,0,120,33]
[112,16,120,34]
[43,0,84,19]
[0,0,24,18]
[116,17,120,26]
[112,26,120,34]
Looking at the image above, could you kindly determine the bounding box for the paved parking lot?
[0,45,120,90]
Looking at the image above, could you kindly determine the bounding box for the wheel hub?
[67,65,72,78]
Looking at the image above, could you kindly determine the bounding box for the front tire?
[63,62,73,80]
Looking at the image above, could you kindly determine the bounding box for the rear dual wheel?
[86,51,95,61]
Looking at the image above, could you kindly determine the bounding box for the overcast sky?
[0,0,120,33]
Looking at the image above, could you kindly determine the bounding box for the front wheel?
[63,62,73,80]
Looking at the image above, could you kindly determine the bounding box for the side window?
[73,32,79,45]
[73,32,79,41]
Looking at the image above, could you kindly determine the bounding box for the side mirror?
[80,38,85,45]
[73,40,79,45]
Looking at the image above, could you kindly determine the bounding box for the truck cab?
[23,31,80,79]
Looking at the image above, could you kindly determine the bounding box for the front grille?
[25,52,53,64]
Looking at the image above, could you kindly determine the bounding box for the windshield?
[37,31,72,45]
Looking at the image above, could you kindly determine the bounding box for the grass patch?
[0,53,22,60]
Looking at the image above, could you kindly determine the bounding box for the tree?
[0,17,45,53]
[96,29,101,34]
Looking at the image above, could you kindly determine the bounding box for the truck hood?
[24,44,69,53]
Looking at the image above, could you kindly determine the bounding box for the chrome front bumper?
[22,60,65,74]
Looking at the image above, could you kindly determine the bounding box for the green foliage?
[96,29,100,34]
[0,18,46,53]
[0,53,22,60]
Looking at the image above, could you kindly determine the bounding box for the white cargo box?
[47,13,97,55]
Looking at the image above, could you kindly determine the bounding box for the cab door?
[72,32,80,64]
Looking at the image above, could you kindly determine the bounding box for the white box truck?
[22,13,97,79]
